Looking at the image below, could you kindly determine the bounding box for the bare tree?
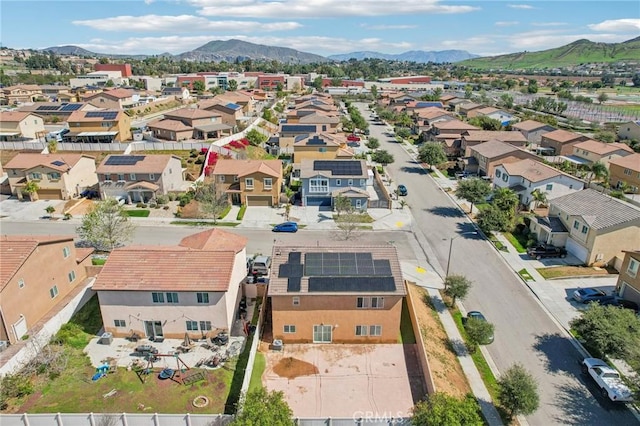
[78,199,135,251]
[336,212,361,240]
[197,182,229,224]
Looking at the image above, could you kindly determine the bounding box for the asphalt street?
[358,103,637,425]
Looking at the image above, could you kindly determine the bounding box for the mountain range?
[327,50,478,63]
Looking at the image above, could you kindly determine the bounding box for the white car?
[582,358,633,402]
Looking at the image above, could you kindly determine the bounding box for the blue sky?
[1,0,638,57]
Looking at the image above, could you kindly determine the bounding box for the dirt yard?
[408,283,470,397]
[273,357,319,379]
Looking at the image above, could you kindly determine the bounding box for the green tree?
[77,199,136,251]
[104,80,115,88]
[476,205,512,233]
[531,189,548,209]
[497,364,540,420]
[333,194,352,217]
[227,79,238,91]
[232,388,294,425]
[371,150,395,166]
[411,392,483,426]
[22,180,40,201]
[443,274,472,305]
[594,130,616,143]
[491,187,519,222]
[261,108,277,124]
[418,142,447,170]
[499,93,514,109]
[365,137,380,150]
[465,317,495,353]
[192,80,206,94]
[45,205,56,217]
[455,178,491,214]
[312,76,324,91]
[597,92,609,104]
[246,128,268,146]
[585,161,609,185]
[370,84,378,99]
[396,127,411,139]
[527,79,538,94]
[468,116,502,131]
[633,73,640,87]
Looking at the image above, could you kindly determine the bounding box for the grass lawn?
[503,232,527,253]
[124,209,150,217]
[399,299,417,344]
[91,258,106,266]
[333,213,374,223]
[536,266,613,279]
[248,352,266,393]
[518,268,535,282]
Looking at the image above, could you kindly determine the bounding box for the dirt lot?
[408,283,470,397]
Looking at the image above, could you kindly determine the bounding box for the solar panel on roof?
[51,160,66,166]
[373,260,392,276]
[288,251,301,264]
[287,277,301,292]
[308,276,396,292]
[104,155,145,166]
[313,161,362,176]
[85,111,118,120]
[36,105,59,111]
[60,103,81,112]
[306,136,327,145]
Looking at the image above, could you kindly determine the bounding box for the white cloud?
[439,36,495,50]
[191,0,478,18]
[143,0,154,4]
[360,24,418,30]
[495,21,519,27]
[505,29,638,50]
[72,15,302,32]
[588,19,640,33]
[508,4,534,9]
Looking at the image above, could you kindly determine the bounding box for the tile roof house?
[4,153,98,200]
[0,235,93,344]
[286,110,341,132]
[211,159,283,207]
[1,84,43,105]
[92,229,248,339]
[467,139,539,177]
[276,124,322,155]
[529,189,640,267]
[618,121,640,142]
[512,120,556,144]
[148,107,231,141]
[293,133,354,163]
[609,153,640,194]
[17,102,97,121]
[65,109,132,143]
[493,158,584,209]
[571,140,634,166]
[412,108,455,136]
[461,130,528,156]
[83,88,139,109]
[0,111,45,141]
[198,100,244,130]
[457,102,484,117]
[616,251,640,306]
[540,129,589,156]
[299,159,370,209]
[96,154,185,203]
[268,244,407,343]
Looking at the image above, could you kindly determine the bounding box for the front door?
[313,325,332,343]
[144,321,163,339]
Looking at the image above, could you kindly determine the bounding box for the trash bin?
[272,339,283,351]
[99,332,113,345]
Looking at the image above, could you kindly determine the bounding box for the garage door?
[565,238,589,263]
[12,315,27,341]
[247,196,272,207]
[306,197,331,206]
[37,189,63,200]
[620,282,640,305]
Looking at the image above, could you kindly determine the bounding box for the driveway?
[262,344,425,418]
[0,198,66,220]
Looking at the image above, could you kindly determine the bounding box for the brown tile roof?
[470,139,520,158]
[4,153,92,172]
[433,120,479,131]
[86,88,134,100]
[463,130,527,143]
[573,140,634,155]
[543,129,584,143]
[268,245,406,296]
[512,120,551,132]
[476,107,499,115]
[415,108,450,119]
[211,159,282,178]
[179,228,248,253]
[0,111,36,122]
[501,158,574,182]
[164,108,220,120]
[97,154,179,173]
[609,153,640,172]
[67,110,125,122]
[147,118,193,132]
[3,84,41,92]
[459,102,483,111]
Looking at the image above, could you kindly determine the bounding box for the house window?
[360,179,365,186]
[581,225,588,234]
[627,258,639,278]
[496,170,502,178]
[319,147,327,153]
[68,270,76,283]
[130,173,136,180]
[355,325,368,336]
[355,199,362,208]
[50,285,59,299]
[196,292,209,304]
[152,292,165,303]
[219,175,225,183]
[166,292,179,303]
[624,169,632,176]
[245,178,254,189]
[292,297,300,306]
[114,319,126,327]
[502,173,508,182]
[200,321,212,331]
[348,179,354,186]
[103,174,111,181]
[18,278,25,288]
[356,297,369,308]
[30,172,42,180]
[149,174,155,180]
[264,178,273,190]
[309,178,328,193]
[371,297,384,309]
[186,321,198,331]
[117,174,125,181]
[63,246,70,258]
[369,325,382,336]
[48,172,61,180]
[336,179,342,186]
[284,325,296,333]
[573,220,579,230]
[546,184,553,191]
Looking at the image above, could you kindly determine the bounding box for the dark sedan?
[527,243,567,260]
[573,288,615,304]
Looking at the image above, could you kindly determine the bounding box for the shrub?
[163,205,170,210]
[237,204,247,220]
[0,373,34,402]
[53,323,90,349]
[156,195,169,205]
[194,157,204,165]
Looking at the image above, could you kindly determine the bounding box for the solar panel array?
[36,105,60,111]
[306,135,327,145]
[308,276,396,292]
[51,160,66,167]
[85,111,118,120]
[104,155,145,166]
[60,103,82,112]
[313,161,362,176]
[304,252,390,276]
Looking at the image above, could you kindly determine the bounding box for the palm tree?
[586,161,609,187]
[492,187,519,220]
[531,189,548,209]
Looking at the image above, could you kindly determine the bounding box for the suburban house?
[211,159,283,206]
[0,235,93,345]
[161,87,191,101]
[198,100,244,130]
[83,88,140,110]
[276,124,321,155]
[466,106,498,119]
[616,251,640,306]
[1,85,42,105]
[299,159,369,209]
[286,110,341,133]
[447,98,472,112]
[528,189,640,267]
[293,133,354,163]
[268,244,407,343]
[479,109,518,126]
[148,108,231,141]
[413,108,455,135]
[17,102,97,122]
[466,140,539,177]
[493,158,584,209]
[64,109,132,143]
[428,120,479,156]
[4,153,98,200]
[540,129,589,156]
[96,154,185,203]
[39,85,72,101]
[571,140,634,166]
[0,111,45,141]
[618,121,640,141]
[512,120,556,144]
[460,130,528,157]
[609,153,640,193]
[458,102,484,117]
[215,91,256,115]
[93,229,248,339]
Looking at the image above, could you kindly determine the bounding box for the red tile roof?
[179,228,248,253]
[4,153,92,172]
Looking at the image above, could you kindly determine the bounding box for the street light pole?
[445,231,478,279]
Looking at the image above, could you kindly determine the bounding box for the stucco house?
[0,111,45,141]
[198,99,244,130]
[493,158,584,209]
[616,251,640,306]
[299,159,369,209]
[268,244,407,343]
[0,235,93,345]
[96,154,185,203]
[293,133,354,163]
[571,139,634,166]
[4,153,98,200]
[528,189,640,267]
[460,130,528,157]
[211,159,283,207]
[540,129,589,156]
[93,229,248,339]
[609,153,640,193]
[148,107,231,141]
[83,88,139,110]
[1,85,42,105]
[618,121,640,142]
[65,109,132,143]
[467,140,539,178]
[512,120,556,144]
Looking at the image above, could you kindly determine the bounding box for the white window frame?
[545,184,553,191]
[573,220,580,230]
[199,321,212,331]
[130,173,136,180]
[371,297,384,309]
[284,325,296,333]
[219,175,226,183]
[355,199,362,209]
[186,321,198,331]
[48,172,61,180]
[369,325,382,336]
[68,270,76,283]
[233,175,239,182]
[50,285,59,299]
[63,246,71,258]
[264,178,273,190]
[245,177,254,189]
[114,319,126,327]
[166,292,179,304]
[627,258,639,278]
[309,178,328,193]
[348,179,354,186]
[581,225,588,234]
[196,292,209,304]
[336,179,342,186]
[356,297,369,308]
[360,179,365,186]
[30,172,42,180]
[355,325,368,336]
[149,173,155,180]
[152,292,165,303]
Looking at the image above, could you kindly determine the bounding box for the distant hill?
[328,50,478,63]
[459,37,640,69]
[43,45,98,57]
[177,39,329,64]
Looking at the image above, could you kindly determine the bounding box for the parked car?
[582,357,633,402]
[462,311,494,344]
[272,222,298,233]
[80,189,99,199]
[573,288,615,304]
[397,184,408,196]
[526,243,567,259]
[347,141,360,148]
[347,134,361,142]
[250,255,272,276]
